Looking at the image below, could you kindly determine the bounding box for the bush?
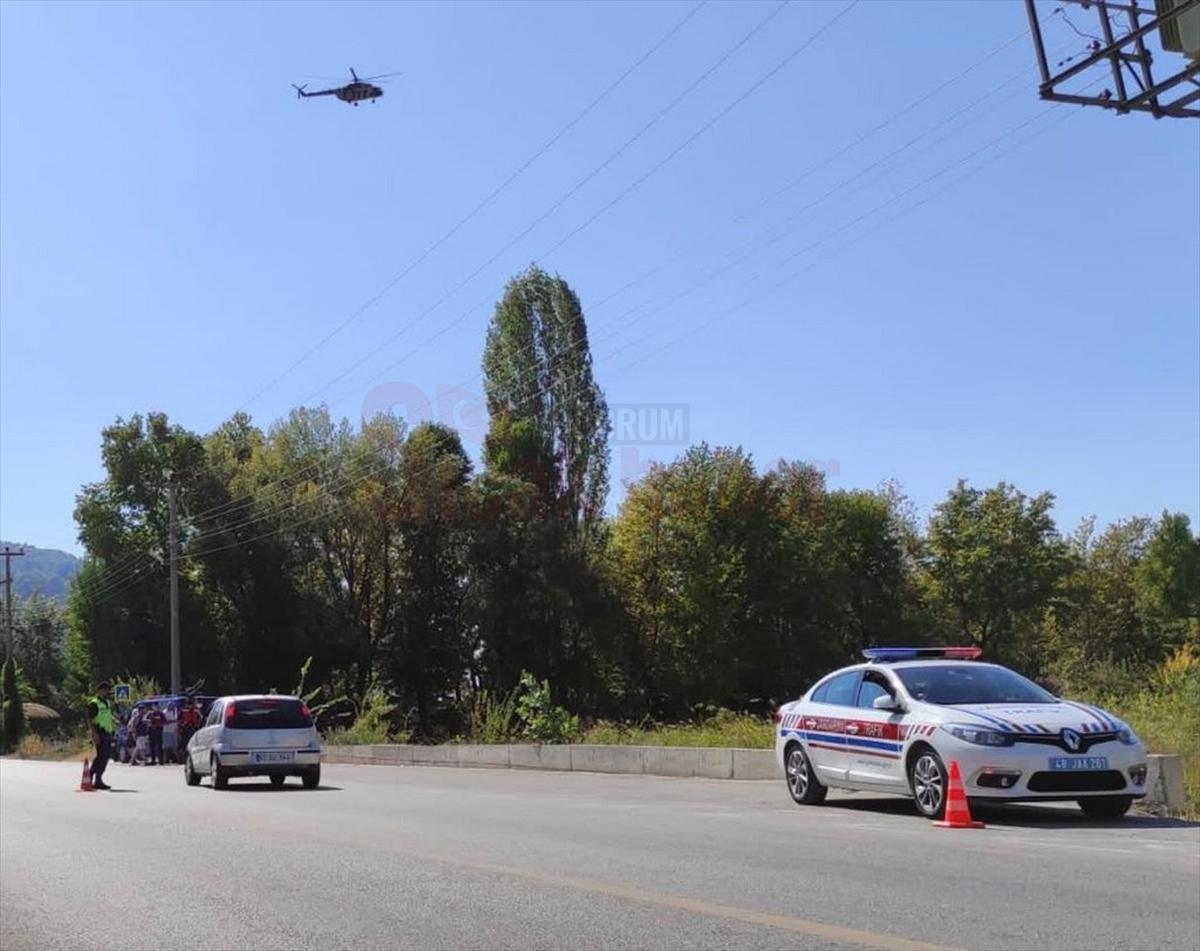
[459,672,581,745]
[323,685,409,746]
[514,672,581,744]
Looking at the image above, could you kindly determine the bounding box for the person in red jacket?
[177,700,202,759]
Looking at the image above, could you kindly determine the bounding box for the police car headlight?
[1116,726,1139,746]
[946,724,1014,747]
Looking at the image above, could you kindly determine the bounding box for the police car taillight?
[771,708,782,724]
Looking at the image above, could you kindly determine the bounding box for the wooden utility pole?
[1,545,26,661]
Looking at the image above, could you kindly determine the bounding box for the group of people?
[86,681,206,790]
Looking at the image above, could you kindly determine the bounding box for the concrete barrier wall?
[321,744,1184,812]
[323,743,779,781]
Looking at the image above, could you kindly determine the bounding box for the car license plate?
[1048,756,1108,770]
[251,750,295,765]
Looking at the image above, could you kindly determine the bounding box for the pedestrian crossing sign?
[114,683,131,702]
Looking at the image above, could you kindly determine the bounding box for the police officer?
[87,681,116,790]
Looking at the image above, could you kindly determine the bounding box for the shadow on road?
[823,795,1197,829]
[218,783,343,793]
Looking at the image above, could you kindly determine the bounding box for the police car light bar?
[861,647,983,662]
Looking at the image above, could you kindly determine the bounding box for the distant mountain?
[0,542,81,600]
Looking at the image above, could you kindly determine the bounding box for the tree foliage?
[58,268,1200,733]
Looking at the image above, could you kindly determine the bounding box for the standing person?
[133,709,150,765]
[86,681,116,790]
[147,704,165,765]
[178,699,201,759]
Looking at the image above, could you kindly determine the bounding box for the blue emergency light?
[861,646,982,662]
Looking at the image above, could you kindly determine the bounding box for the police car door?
[844,668,907,789]
[800,669,862,785]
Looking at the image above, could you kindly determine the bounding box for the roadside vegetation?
[7,267,1197,815]
[1053,646,1200,815]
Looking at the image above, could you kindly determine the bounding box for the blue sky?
[1,0,1197,554]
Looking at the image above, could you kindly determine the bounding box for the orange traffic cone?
[78,758,94,792]
[932,760,984,829]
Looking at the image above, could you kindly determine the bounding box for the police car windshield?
[894,665,1055,705]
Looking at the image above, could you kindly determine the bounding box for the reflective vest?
[91,697,115,733]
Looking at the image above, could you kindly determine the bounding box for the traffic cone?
[932,760,984,829]
[78,758,94,792]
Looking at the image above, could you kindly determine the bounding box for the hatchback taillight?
[300,702,312,723]
[224,702,236,725]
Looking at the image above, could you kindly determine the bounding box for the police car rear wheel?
[909,749,947,819]
[785,744,826,805]
[1077,796,1133,819]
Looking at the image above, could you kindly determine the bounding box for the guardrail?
[322,744,1188,813]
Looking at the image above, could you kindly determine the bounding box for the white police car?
[775,648,1148,820]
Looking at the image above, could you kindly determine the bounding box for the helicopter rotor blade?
[362,71,403,81]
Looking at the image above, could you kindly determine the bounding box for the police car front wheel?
[909,748,947,820]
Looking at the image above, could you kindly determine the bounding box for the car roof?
[214,694,302,702]
[818,659,1009,679]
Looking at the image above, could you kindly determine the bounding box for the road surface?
[2,758,1197,950]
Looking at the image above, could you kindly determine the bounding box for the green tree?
[1135,511,1200,650]
[610,445,776,715]
[387,421,472,737]
[923,481,1071,667]
[71,412,227,689]
[482,266,610,534]
[1,658,27,752]
[11,593,67,704]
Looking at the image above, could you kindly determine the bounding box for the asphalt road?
[2,758,1197,951]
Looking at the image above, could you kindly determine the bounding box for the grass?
[14,731,92,762]
[583,711,774,749]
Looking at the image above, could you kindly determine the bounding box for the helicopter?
[292,68,400,106]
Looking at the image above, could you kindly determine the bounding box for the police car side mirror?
[873,695,902,712]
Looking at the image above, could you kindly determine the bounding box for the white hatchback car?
[775,648,1148,820]
[185,694,323,790]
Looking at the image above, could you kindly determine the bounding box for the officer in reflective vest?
[87,681,116,790]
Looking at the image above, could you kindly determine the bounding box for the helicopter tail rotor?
[292,84,307,98]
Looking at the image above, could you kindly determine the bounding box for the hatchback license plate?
[251,750,295,765]
[1048,756,1108,770]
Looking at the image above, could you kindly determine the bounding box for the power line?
[322,0,860,406]
[239,0,710,413]
[299,0,797,406]
[167,94,1082,570]
[181,21,1052,544]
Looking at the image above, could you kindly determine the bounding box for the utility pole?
[166,477,181,695]
[1,545,26,662]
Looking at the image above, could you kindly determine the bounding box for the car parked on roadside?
[184,694,322,790]
[775,647,1148,820]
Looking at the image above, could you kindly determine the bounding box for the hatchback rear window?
[227,698,311,730]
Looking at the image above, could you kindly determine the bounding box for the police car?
[775,647,1148,820]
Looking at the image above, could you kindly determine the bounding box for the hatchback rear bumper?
[215,749,321,775]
